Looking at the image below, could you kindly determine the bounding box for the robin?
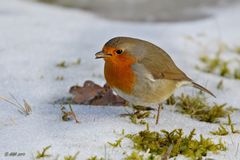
[95,37,215,123]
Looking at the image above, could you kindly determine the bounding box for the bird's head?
[95,37,148,65]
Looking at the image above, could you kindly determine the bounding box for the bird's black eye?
[116,49,123,54]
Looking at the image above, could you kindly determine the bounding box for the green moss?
[175,93,231,123]
[197,49,240,80]
[56,61,67,68]
[36,145,52,159]
[219,62,230,77]
[227,115,240,134]
[108,137,124,148]
[64,151,80,160]
[210,115,240,136]
[124,151,144,160]
[210,125,229,136]
[201,55,221,73]
[234,68,240,80]
[56,58,81,68]
[87,156,105,160]
[126,128,226,160]
[126,111,150,125]
[216,80,224,90]
[35,146,106,160]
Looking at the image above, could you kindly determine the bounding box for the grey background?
[37,0,239,22]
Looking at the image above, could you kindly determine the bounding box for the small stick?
[68,104,80,123]
[155,104,162,125]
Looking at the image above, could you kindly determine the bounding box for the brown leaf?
[69,80,126,106]
[69,80,104,104]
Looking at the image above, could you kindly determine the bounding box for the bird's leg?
[120,103,138,117]
[155,104,163,125]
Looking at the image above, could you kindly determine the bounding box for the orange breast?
[104,59,136,94]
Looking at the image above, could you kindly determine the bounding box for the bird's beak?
[95,51,112,59]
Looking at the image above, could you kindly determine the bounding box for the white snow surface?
[0,0,240,159]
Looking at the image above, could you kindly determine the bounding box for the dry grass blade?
[61,104,80,123]
[69,104,80,123]
[23,99,32,114]
[0,95,32,116]
[10,93,32,115]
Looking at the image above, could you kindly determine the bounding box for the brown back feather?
[138,42,191,81]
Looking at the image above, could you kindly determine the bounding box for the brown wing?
[138,46,191,81]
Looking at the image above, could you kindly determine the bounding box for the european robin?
[95,37,215,113]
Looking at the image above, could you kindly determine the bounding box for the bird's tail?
[192,82,216,98]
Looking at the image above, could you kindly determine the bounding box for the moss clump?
[35,146,88,160]
[56,61,67,68]
[196,48,240,80]
[124,151,144,160]
[198,54,222,73]
[210,124,229,136]
[126,129,226,160]
[36,145,52,159]
[216,80,224,90]
[87,156,105,160]
[123,111,150,125]
[108,137,124,148]
[64,151,80,160]
[197,54,233,78]
[56,58,81,68]
[234,68,240,80]
[175,93,231,123]
[227,114,240,134]
[124,152,160,160]
[210,115,240,136]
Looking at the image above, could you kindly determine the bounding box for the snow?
[0,0,240,159]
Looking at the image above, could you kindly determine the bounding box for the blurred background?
[35,0,238,22]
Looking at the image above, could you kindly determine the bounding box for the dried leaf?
[69,81,126,106]
[70,80,104,104]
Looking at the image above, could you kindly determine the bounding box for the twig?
[68,104,80,123]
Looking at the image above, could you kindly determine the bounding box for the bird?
[95,37,215,123]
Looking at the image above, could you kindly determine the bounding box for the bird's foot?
[133,105,155,111]
[120,110,141,117]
